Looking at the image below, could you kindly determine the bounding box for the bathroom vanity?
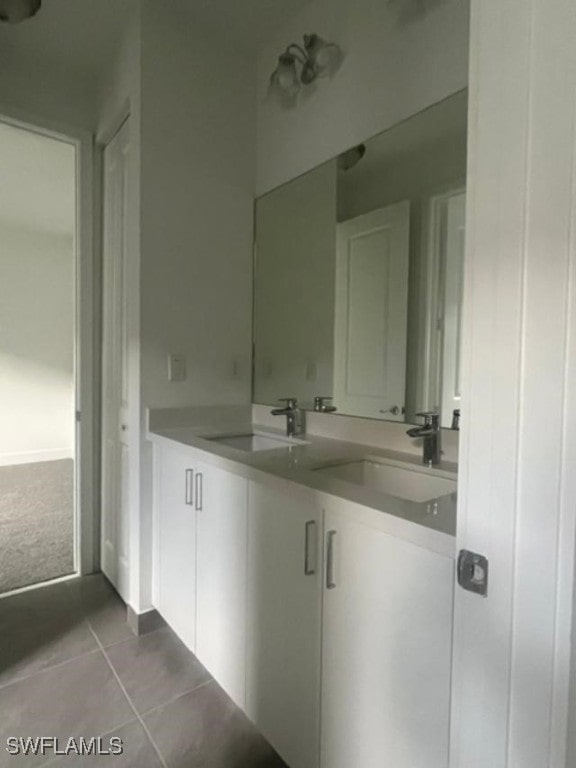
[148,409,456,768]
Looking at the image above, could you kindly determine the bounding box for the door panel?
[195,462,249,707]
[321,510,453,768]
[246,483,322,768]
[157,445,197,651]
[334,202,410,419]
[101,119,131,599]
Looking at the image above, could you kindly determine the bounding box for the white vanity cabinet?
[320,508,454,768]
[246,482,323,768]
[152,435,455,768]
[155,443,198,651]
[194,457,249,708]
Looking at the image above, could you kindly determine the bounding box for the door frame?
[0,103,96,577]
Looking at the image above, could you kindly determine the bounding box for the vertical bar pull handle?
[185,469,194,506]
[195,472,203,511]
[304,520,317,575]
[326,530,337,589]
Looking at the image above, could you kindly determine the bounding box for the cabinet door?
[321,510,454,768]
[156,444,197,651]
[195,461,249,708]
[246,482,322,768]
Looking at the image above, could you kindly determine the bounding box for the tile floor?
[0,574,287,767]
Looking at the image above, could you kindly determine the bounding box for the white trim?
[0,450,74,467]
[0,572,81,601]
[0,103,97,579]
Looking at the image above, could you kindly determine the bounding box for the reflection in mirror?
[253,89,468,428]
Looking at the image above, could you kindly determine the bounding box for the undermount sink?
[206,432,303,453]
[314,458,457,503]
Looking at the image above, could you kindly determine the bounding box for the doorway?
[0,118,79,594]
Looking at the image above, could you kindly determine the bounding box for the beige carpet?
[0,459,75,594]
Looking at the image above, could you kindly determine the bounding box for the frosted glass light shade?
[271,53,301,97]
[304,34,342,76]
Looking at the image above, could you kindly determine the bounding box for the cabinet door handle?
[304,520,317,575]
[195,472,203,511]
[326,530,337,589]
[185,469,194,506]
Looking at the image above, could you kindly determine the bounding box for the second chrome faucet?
[406,411,441,466]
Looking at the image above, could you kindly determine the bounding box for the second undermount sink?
[206,432,305,453]
[314,458,457,503]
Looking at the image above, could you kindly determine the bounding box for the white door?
[195,461,249,708]
[101,119,131,599]
[334,202,410,420]
[321,509,454,768]
[156,444,197,651]
[246,483,322,768]
[440,193,466,427]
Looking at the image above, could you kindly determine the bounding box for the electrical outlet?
[168,354,186,382]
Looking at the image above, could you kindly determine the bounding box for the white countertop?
[147,419,457,558]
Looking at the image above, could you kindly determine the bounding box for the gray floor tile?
[67,574,134,648]
[144,681,287,768]
[105,627,211,715]
[0,652,134,768]
[41,721,163,767]
[0,583,98,688]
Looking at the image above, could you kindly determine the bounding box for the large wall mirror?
[253,89,468,428]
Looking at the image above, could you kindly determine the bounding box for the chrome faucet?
[406,411,441,467]
[313,396,337,413]
[271,398,305,437]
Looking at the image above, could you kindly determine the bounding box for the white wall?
[0,52,97,132]
[256,0,470,195]
[0,225,75,464]
[139,0,256,412]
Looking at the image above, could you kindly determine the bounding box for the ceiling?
[181,0,313,49]
[0,120,75,237]
[0,0,136,84]
[0,0,313,84]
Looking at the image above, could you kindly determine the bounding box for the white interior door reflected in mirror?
[334,202,410,420]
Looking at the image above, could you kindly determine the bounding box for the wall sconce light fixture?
[270,34,342,98]
[0,0,42,23]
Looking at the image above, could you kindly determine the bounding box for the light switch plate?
[168,354,186,382]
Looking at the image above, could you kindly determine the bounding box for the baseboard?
[126,605,166,636]
[0,449,74,467]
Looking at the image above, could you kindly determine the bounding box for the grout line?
[138,677,215,719]
[90,623,167,653]
[85,622,169,768]
[36,714,140,768]
[0,646,102,692]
